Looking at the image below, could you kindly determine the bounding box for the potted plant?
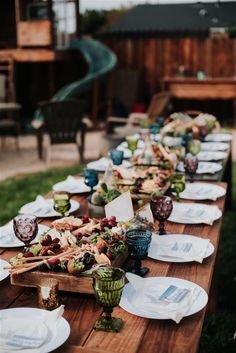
[88,182,121,218]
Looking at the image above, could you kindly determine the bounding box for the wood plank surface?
[0,182,227,353]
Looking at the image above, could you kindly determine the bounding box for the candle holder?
[38,278,60,310]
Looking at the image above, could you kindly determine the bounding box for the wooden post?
[91,79,99,128]
[75,0,80,38]
[15,0,21,48]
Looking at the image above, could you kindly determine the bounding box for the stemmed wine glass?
[150,195,173,235]
[53,191,71,217]
[184,154,199,183]
[199,125,209,141]
[93,267,125,332]
[187,139,201,156]
[125,229,152,277]
[170,173,186,201]
[84,169,99,193]
[126,136,139,159]
[109,149,124,166]
[13,214,38,248]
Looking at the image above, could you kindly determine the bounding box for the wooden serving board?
[11,251,128,294]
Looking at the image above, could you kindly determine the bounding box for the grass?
[0,165,82,226]
[0,164,235,352]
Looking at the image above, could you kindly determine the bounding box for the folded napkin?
[151,235,210,263]
[20,196,50,216]
[87,157,110,170]
[54,175,90,193]
[0,305,64,353]
[0,222,14,244]
[170,202,221,225]
[126,273,200,323]
[180,184,218,201]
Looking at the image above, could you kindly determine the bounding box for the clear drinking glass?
[13,214,38,247]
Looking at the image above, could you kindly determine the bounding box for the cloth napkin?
[19,195,50,216]
[87,157,111,171]
[180,183,218,201]
[150,235,210,263]
[126,273,200,323]
[54,175,90,193]
[170,202,221,225]
[0,222,14,245]
[0,305,64,353]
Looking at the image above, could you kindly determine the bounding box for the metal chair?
[36,100,86,164]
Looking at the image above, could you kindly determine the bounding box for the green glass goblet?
[53,191,71,217]
[93,267,125,332]
[126,136,139,159]
[187,139,201,156]
[170,173,186,201]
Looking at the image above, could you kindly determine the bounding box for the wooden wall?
[103,36,236,95]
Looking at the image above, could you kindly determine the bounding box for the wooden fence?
[103,36,236,95]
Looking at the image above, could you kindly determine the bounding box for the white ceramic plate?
[178,182,226,201]
[53,178,91,194]
[148,234,214,263]
[0,307,70,353]
[197,151,227,161]
[0,259,10,281]
[201,142,229,151]
[0,223,49,248]
[20,199,80,218]
[177,161,222,174]
[120,277,208,320]
[87,158,132,171]
[163,136,182,147]
[205,133,233,142]
[168,202,222,225]
[116,146,142,159]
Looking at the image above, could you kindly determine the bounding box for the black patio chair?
[36,100,86,164]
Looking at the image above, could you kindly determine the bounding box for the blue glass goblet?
[84,169,99,194]
[125,229,152,277]
[109,149,124,166]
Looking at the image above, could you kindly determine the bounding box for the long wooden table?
[0,183,227,353]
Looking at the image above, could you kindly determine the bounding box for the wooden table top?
[0,182,227,353]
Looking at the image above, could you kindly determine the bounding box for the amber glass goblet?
[150,195,173,235]
[184,154,199,183]
[13,214,38,247]
[93,267,125,332]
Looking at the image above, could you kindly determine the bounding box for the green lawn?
[0,164,235,352]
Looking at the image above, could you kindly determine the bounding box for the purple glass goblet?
[184,154,199,183]
[150,195,173,235]
[13,214,38,247]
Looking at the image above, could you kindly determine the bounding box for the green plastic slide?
[32,38,117,127]
[52,38,117,100]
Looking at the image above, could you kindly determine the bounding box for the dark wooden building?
[100,2,236,121]
[0,0,84,122]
